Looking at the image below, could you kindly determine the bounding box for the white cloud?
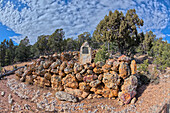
[0,0,169,44]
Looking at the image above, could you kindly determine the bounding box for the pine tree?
[47,29,65,53]
[14,36,31,62]
[0,39,7,66]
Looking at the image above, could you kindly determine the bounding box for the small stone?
[78,97,83,101]
[55,91,78,103]
[81,91,89,98]
[24,104,30,110]
[119,101,124,106]
[11,105,15,111]
[131,97,136,104]
[8,94,13,104]
[87,94,93,99]
[97,95,102,98]
[1,91,5,97]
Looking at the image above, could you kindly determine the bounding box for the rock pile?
[15,53,138,104]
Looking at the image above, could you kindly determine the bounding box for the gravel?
[1,91,5,96]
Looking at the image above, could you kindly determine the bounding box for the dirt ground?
[0,62,169,113]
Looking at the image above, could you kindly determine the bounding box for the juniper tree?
[93,9,144,55]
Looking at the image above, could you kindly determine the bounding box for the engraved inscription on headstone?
[82,47,89,54]
[80,42,92,64]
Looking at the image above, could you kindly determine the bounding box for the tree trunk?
[0,66,25,79]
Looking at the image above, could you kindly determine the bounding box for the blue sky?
[0,0,169,44]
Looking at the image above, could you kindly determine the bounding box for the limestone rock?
[74,63,83,73]
[15,69,23,78]
[64,67,73,74]
[121,75,138,93]
[51,68,59,74]
[81,91,89,98]
[50,60,61,69]
[96,61,104,68]
[60,61,67,71]
[55,91,78,102]
[98,74,103,81]
[89,80,101,88]
[83,75,98,82]
[79,82,91,92]
[62,74,78,89]
[102,72,120,89]
[87,94,93,99]
[111,61,120,72]
[80,69,86,74]
[67,60,74,68]
[84,63,93,70]
[93,67,103,74]
[119,62,130,79]
[44,73,51,80]
[43,61,52,69]
[118,75,138,104]
[131,97,136,104]
[65,87,89,98]
[118,55,131,63]
[102,64,111,73]
[51,75,63,91]
[87,70,93,74]
[76,73,83,81]
[65,88,83,97]
[130,60,137,75]
[118,90,137,104]
[102,88,118,98]
[25,75,34,84]
[59,71,66,77]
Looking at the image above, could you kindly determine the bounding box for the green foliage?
[137,31,155,55]
[64,38,78,51]
[47,29,65,53]
[138,59,160,85]
[0,66,2,72]
[0,39,15,66]
[151,38,170,71]
[138,59,149,73]
[14,36,31,62]
[30,35,49,57]
[93,9,144,55]
[94,44,109,63]
[78,32,92,50]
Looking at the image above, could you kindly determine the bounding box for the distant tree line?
[0,9,169,71]
[0,29,101,67]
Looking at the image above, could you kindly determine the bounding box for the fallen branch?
[0,66,26,79]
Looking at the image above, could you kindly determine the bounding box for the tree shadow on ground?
[136,84,148,100]
[135,74,150,100]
